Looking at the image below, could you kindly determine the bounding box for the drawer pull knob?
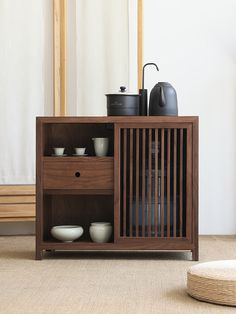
[75,171,80,177]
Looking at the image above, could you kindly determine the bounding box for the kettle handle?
[159,86,166,107]
[142,63,159,89]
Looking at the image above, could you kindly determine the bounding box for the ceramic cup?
[92,138,109,157]
[53,147,65,155]
[89,223,112,243]
[74,147,86,155]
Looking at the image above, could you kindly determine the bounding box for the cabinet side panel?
[192,118,199,260]
[36,118,44,259]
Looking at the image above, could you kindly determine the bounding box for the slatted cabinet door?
[114,122,195,252]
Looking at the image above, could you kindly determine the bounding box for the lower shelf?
[40,237,194,251]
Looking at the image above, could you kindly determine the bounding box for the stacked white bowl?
[89,222,112,243]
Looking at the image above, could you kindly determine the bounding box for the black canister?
[106,86,140,116]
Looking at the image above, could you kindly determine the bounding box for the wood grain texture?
[0,185,36,221]
[161,129,165,237]
[135,129,139,237]
[142,128,146,237]
[43,159,114,190]
[0,185,35,195]
[129,129,133,237]
[0,217,35,222]
[123,129,127,237]
[36,117,198,260]
[173,129,177,237]
[192,117,199,261]
[154,129,158,237]
[114,125,120,243]
[0,196,35,204]
[37,116,198,124]
[53,0,67,116]
[0,204,35,218]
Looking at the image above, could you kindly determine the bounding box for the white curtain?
[0,0,52,184]
[67,0,137,115]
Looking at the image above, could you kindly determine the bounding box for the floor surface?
[0,235,236,314]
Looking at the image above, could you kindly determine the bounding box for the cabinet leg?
[35,249,43,260]
[192,249,199,261]
[45,249,55,253]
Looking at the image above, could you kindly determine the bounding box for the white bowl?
[89,225,112,243]
[51,225,83,242]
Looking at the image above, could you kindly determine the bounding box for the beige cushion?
[187,260,236,306]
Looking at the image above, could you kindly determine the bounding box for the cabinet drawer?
[43,158,114,190]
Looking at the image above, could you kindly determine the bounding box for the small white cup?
[92,138,109,157]
[53,147,65,155]
[74,147,86,155]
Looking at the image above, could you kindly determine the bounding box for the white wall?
[144,0,236,234]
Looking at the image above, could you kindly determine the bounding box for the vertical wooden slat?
[136,129,140,237]
[167,129,171,237]
[123,129,127,237]
[142,128,146,237]
[129,129,133,237]
[179,129,183,237]
[148,129,152,237]
[186,126,193,240]
[114,125,121,243]
[154,129,158,237]
[53,0,67,116]
[173,129,177,237]
[161,129,165,237]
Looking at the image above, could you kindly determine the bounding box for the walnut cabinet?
[36,117,198,260]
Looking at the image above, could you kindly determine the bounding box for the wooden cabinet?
[36,116,198,260]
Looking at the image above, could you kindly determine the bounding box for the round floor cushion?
[187,260,236,306]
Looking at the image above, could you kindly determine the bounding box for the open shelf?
[42,194,114,243]
[43,123,114,157]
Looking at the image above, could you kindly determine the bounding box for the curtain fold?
[0,0,52,184]
[75,0,130,115]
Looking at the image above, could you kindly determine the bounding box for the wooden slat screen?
[0,185,36,221]
[120,127,188,239]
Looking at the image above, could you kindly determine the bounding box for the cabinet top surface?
[37,116,198,124]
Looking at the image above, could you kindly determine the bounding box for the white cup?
[53,147,65,155]
[92,138,109,157]
[74,147,86,155]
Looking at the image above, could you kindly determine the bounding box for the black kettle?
[149,82,178,116]
[140,63,178,116]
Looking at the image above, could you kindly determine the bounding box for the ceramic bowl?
[51,225,83,242]
[89,224,112,243]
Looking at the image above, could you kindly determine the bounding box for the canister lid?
[105,86,139,96]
